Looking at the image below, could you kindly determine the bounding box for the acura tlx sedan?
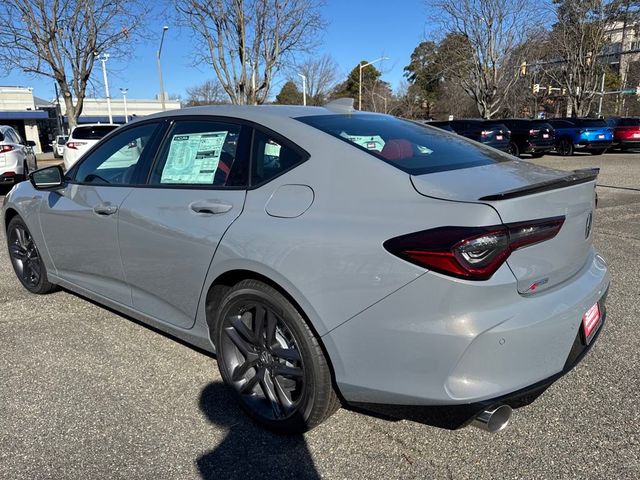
[2,101,610,434]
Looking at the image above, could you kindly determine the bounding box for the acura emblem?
[585,211,593,239]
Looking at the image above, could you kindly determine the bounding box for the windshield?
[297,114,512,175]
[573,119,607,128]
[72,125,118,140]
[619,118,640,127]
[56,136,68,144]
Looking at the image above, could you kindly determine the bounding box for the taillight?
[481,130,491,137]
[0,145,14,153]
[66,141,87,150]
[384,217,565,280]
[529,129,540,136]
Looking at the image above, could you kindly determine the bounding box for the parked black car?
[484,119,555,158]
[430,119,511,152]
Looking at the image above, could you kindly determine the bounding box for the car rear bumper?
[324,248,610,424]
[575,140,612,150]
[615,139,640,149]
[348,294,607,429]
[525,140,555,153]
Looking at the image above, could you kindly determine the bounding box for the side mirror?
[26,140,37,147]
[29,165,65,190]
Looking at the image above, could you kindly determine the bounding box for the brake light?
[481,130,491,137]
[529,129,540,136]
[66,141,87,150]
[384,217,565,280]
[0,145,14,153]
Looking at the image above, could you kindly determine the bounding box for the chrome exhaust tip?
[471,405,512,433]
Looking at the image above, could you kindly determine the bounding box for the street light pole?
[98,53,113,124]
[120,88,129,123]
[297,73,307,106]
[358,57,388,111]
[157,25,169,111]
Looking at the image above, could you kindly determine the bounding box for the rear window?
[573,119,607,128]
[619,118,640,127]
[297,114,511,175]
[56,136,68,144]
[0,132,4,142]
[72,125,118,140]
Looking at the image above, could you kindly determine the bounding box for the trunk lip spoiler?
[478,168,600,201]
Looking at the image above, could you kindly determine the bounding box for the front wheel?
[7,216,57,294]
[213,280,339,433]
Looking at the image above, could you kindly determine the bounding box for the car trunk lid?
[411,162,598,294]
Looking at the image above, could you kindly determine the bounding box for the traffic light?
[533,84,540,93]
[547,85,553,94]
[520,62,527,76]
[562,88,567,95]
[636,85,640,96]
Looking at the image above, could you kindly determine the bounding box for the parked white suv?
[63,124,119,170]
[51,135,68,158]
[0,125,38,185]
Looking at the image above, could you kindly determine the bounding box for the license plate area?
[597,134,605,139]
[542,133,549,139]
[582,302,602,345]
[496,135,503,140]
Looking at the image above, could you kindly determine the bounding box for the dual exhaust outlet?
[471,404,513,433]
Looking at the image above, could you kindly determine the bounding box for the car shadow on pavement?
[197,382,321,480]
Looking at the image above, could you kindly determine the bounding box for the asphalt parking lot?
[1,152,639,480]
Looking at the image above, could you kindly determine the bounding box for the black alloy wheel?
[508,142,520,157]
[558,138,574,156]
[214,280,339,433]
[7,216,56,294]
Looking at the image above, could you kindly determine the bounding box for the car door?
[117,118,250,329]
[37,121,164,305]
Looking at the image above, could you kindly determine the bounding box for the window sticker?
[161,131,229,184]
[339,132,385,151]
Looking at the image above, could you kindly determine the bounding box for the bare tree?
[543,0,616,117]
[297,54,338,105]
[0,0,146,128]
[426,0,538,118]
[175,0,325,105]
[185,79,228,106]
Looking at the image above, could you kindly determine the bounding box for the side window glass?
[251,130,304,186]
[74,123,159,185]
[150,121,245,187]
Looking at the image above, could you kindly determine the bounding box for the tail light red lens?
[66,141,87,150]
[384,216,565,280]
[0,145,14,153]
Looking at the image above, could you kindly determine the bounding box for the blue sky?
[2,0,431,101]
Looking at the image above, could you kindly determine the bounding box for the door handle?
[189,200,233,215]
[93,203,118,216]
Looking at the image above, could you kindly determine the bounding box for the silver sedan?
[2,103,610,434]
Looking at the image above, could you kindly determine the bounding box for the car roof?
[139,104,357,124]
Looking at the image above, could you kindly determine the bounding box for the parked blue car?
[547,118,613,156]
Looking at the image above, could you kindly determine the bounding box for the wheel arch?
[203,268,343,397]
[4,207,20,231]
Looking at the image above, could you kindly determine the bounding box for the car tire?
[213,279,339,434]
[508,142,520,157]
[558,138,574,156]
[6,216,57,294]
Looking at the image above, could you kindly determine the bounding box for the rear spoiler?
[478,168,600,201]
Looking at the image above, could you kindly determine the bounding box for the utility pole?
[359,57,388,111]
[53,82,64,135]
[157,26,169,111]
[97,53,113,124]
[120,88,129,123]
[297,73,307,106]
[597,72,606,117]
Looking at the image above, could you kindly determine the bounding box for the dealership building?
[0,86,180,153]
